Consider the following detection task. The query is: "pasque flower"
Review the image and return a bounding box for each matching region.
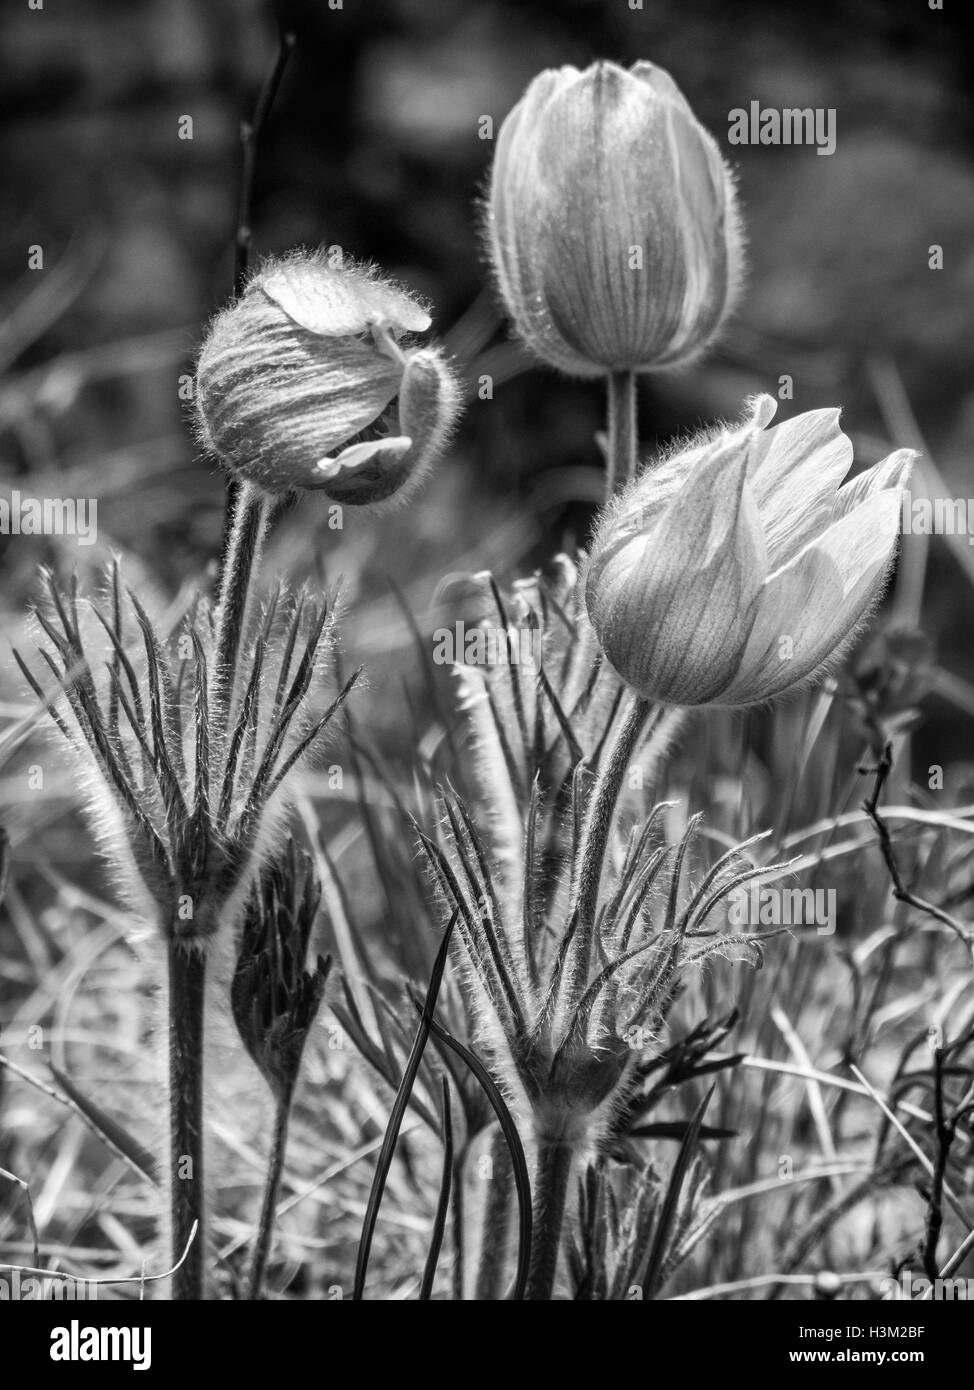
[487,60,742,376]
[585,396,915,707]
[195,251,461,508]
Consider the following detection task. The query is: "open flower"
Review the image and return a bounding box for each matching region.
[585,396,915,707]
[195,251,461,508]
[487,60,742,376]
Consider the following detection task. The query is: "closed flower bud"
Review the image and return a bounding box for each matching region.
[195,251,461,508]
[487,60,742,377]
[585,396,916,707]
[232,843,330,1105]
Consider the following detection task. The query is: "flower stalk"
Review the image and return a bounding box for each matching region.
[450,1143,468,1300]
[606,371,638,497]
[475,1131,515,1300]
[246,1100,291,1300]
[525,1137,575,1300]
[213,483,272,725]
[569,695,655,991]
[167,939,207,1301]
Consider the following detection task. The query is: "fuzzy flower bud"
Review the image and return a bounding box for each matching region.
[585,396,916,707]
[195,252,461,508]
[232,843,330,1105]
[487,60,742,376]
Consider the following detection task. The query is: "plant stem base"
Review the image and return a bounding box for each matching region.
[168,940,207,1300]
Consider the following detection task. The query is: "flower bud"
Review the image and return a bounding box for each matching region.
[232,843,330,1105]
[487,60,742,377]
[585,396,916,707]
[195,251,461,508]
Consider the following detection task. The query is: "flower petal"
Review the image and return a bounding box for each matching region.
[195,291,404,479]
[719,489,902,704]
[259,258,431,337]
[748,409,853,568]
[536,63,727,368]
[591,397,776,579]
[316,436,412,479]
[831,448,916,521]
[489,69,593,373]
[587,441,767,704]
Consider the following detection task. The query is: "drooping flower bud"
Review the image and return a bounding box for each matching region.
[585,396,916,707]
[195,251,461,509]
[487,60,742,377]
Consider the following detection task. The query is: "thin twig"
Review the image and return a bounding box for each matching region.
[0,1166,40,1268]
[235,28,296,296]
[860,741,974,960]
[0,1222,198,1289]
[927,1221,974,1291]
[849,1063,973,1231]
[217,27,296,587]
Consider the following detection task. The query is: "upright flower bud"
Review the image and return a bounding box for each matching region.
[195,251,461,509]
[487,60,742,377]
[232,843,330,1106]
[585,397,916,707]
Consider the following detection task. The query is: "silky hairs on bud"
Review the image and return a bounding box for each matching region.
[194,250,461,509]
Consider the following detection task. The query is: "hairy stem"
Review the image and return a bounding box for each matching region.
[213,483,271,725]
[246,1098,291,1299]
[168,939,207,1300]
[475,1129,515,1300]
[568,696,654,997]
[606,370,638,496]
[525,1137,575,1300]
